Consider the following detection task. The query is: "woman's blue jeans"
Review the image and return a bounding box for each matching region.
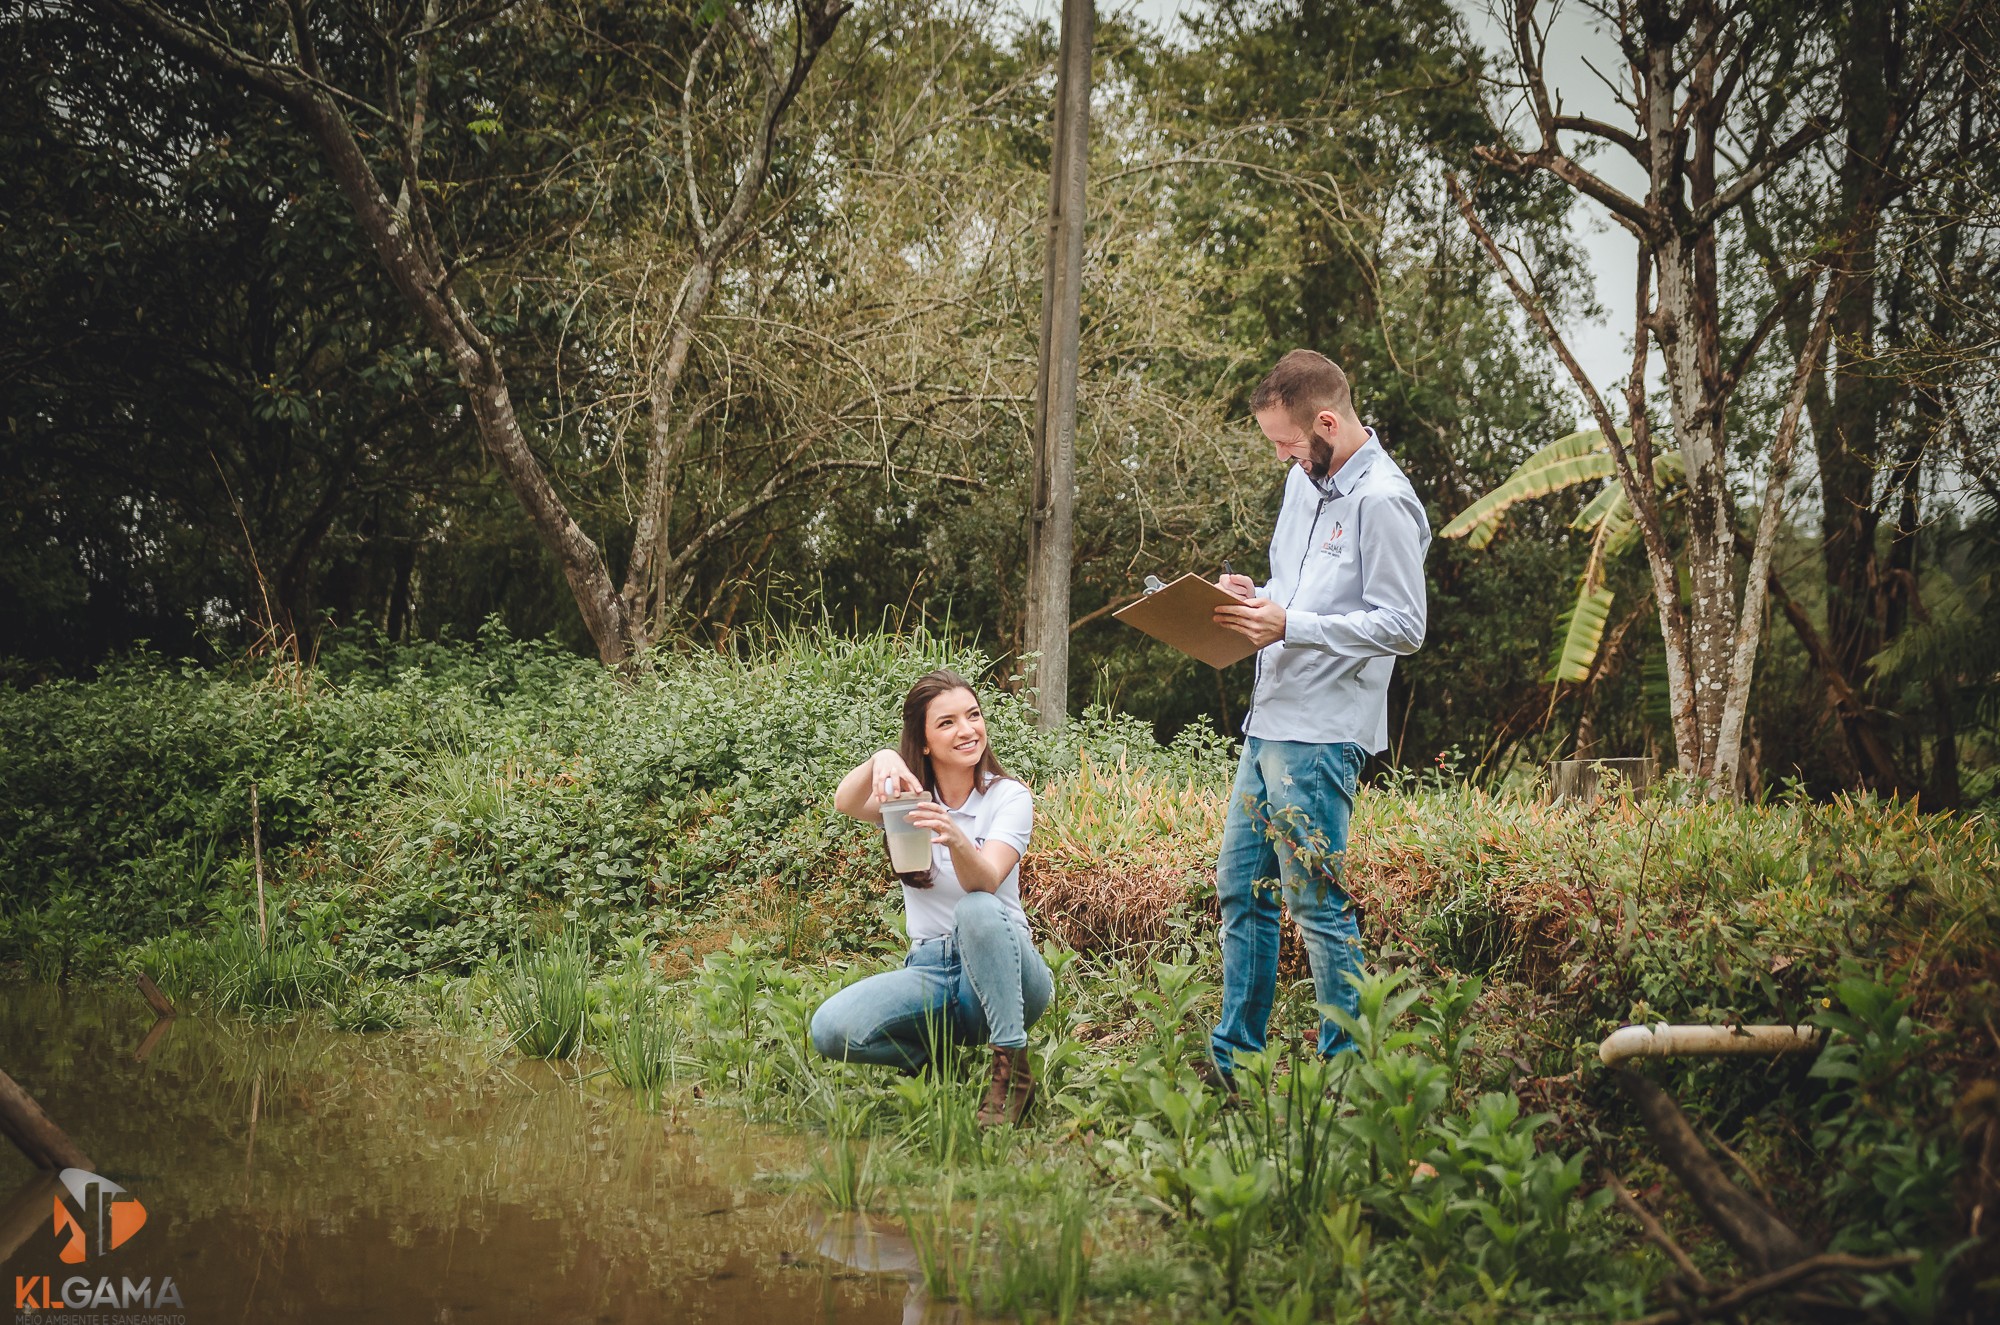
[810,891,1053,1068]
[1211,737,1367,1070]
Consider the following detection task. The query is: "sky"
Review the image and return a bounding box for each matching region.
[1012,0,1649,402]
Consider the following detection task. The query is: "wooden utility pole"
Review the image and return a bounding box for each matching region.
[1023,0,1093,728]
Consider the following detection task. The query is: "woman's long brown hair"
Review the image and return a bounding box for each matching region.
[889,670,1013,888]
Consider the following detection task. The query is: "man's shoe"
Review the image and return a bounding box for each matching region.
[1186,1012,1240,1101]
[976,1045,1036,1128]
[1191,1052,1239,1099]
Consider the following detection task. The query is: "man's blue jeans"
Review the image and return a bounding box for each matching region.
[1211,737,1367,1069]
[810,891,1053,1068]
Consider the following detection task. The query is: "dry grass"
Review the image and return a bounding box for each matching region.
[1022,771,1999,1006]
[1023,754,1223,954]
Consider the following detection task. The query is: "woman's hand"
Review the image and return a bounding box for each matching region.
[834,748,922,822]
[904,801,1018,894]
[905,800,970,850]
[870,750,922,800]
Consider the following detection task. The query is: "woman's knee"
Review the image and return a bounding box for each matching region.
[809,1000,851,1060]
[953,889,1009,941]
[1022,954,1055,1030]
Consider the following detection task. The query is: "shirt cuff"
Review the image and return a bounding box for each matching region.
[1281,609,1307,648]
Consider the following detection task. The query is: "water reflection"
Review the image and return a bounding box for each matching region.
[810,1214,968,1325]
[0,984,915,1322]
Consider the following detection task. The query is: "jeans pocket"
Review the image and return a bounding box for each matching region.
[1323,742,1364,799]
[906,938,952,971]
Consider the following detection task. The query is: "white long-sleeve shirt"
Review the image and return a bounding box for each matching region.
[1244,430,1431,753]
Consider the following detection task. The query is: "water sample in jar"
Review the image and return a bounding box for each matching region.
[879,793,935,874]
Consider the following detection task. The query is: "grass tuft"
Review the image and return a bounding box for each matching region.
[495,926,591,1059]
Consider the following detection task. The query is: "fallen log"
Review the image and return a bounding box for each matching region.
[1599,1022,1824,1276]
[136,973,175,1019]
[0,1068,93,1172]
[1618,1252,1919,1325]
[1614,1068,1813,1275]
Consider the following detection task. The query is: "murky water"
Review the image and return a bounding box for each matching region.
[0,985,942,1323]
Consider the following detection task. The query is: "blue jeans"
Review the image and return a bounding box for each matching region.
[810,891,1053,1068]
[1211,737,1367,1069]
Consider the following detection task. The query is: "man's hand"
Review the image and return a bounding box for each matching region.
[1218,573,1256,599]
[1214,596,1287,646]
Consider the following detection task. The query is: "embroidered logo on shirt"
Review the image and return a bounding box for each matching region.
[1318,521,1347,557]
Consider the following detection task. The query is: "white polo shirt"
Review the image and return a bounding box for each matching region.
[903,775,1034,943]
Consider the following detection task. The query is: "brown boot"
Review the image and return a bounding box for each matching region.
[976,1045,1036,1128]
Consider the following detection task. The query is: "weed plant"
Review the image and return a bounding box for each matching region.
[806,1093,875,1212]
[901,1178,982,1304]
[982,1186,1091,1323]
[603,992,681,1101]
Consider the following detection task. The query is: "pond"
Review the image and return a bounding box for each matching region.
[0,984,947,1323]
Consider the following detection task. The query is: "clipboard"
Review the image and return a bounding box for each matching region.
[1113,573,1262,669]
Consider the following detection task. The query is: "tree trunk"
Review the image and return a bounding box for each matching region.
[1022,0,1093,729]
[1811,0,1917,794]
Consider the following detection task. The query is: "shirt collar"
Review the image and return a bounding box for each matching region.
[1322,428,1382,497]
[942,773,994,815]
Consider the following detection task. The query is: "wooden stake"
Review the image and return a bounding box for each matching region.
[250,780,268,950]
[136,973,175,1019]
[1022,0,1094,729]
[0,1173,60,1266]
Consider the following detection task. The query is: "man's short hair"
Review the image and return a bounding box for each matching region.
[1250,349,1355,429]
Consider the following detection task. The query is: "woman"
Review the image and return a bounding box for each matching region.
[809,669,1052,1127]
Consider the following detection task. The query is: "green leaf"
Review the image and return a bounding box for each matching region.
[1571,480,1626,533]
[1440,430,1628,546]
[1545,585,1615,684]
[1571,450,1687,573]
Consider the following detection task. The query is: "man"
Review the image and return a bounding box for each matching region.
[1205,348,1430,1081]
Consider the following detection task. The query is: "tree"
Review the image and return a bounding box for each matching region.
[1,3,479,661]
[1738,2,2000,799]
[84,0,851,666]
[1453,0,1990,789]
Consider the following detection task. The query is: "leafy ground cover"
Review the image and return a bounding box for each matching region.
[3,627,1995,1321]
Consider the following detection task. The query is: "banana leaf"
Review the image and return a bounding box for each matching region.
[1441,429,1629,548]
[1570,449,1687,561]
[1544,585,1616,684]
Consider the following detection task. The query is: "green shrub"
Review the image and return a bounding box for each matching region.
[1,623,1205,979]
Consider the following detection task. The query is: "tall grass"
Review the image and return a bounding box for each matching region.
[136,918,343,1017]
[902,1179,982,1303]
[495,927,591,1059]
[806,1092,876,1212]
[982,1187,1092,1323]
[604,991,682,1102]
[889,1050,989,1167]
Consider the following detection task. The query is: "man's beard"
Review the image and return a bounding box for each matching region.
[1306,431,1334,480]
